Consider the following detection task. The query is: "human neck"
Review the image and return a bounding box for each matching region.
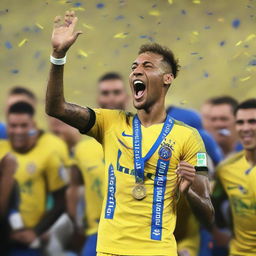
[14,136,38,154]
[137,101,166,127]
[245,148,256,167]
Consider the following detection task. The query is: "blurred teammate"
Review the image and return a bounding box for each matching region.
[66,72,128,256]
[0,102,69,256]
[213,99,256,256]
[203,96,241,157]
[168,106,223,256]
[0,154,17,255]
[0,86,37,139]
[46,11,214,256]
[201,99,214,133]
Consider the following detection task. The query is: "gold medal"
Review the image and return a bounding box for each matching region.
[132,184,146,200]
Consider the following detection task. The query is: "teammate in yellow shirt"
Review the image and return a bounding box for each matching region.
[0,102,69,256]
[46,11,214,256]
[213,99,256,256]
[66,72,128,256]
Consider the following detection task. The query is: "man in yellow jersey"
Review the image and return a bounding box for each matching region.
[45,11,214,256]
[66,72,128,256]
[213,99,256,256]
[0,102,69,256]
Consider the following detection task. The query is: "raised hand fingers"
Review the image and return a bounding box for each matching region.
[54,15,62,28]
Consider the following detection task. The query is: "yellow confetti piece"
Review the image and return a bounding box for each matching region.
[18,39,28,47]
[240,76,251,82]
[35,23,44,30]
[78,49,88,57]
[245,33,256,42]
[114,32,128,39]
[82,23,94,30]
[149,10,161,16]
[71,7,85,11]
[192,31,199,36]
[168,0,173,4]
[235,40,243,46]
[218,18,224,22]
[57,0,67,4]
[180,100,188,105]
[192,0,201,4]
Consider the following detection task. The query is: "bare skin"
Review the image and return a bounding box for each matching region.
[46,11,214,230]
[0,153,17,218]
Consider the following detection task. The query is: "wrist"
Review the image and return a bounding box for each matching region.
[52,50,66,58]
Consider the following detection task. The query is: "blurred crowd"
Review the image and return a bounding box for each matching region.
[0,72,255,256]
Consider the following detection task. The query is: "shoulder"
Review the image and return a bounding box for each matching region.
[38,132,66,148]
[94,108,134,122]
[216,151,245,174]
[173,119,201,140]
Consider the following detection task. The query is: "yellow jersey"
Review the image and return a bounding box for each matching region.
[74,137,105,236]
[0,132,69,228]
[215,151,256,256]
[176,195,200,256]
[85,109,206,256]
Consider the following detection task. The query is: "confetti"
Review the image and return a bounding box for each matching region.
[78,49,88,57]
[35,23,44,30]
[168,0,173,4]
[235,40,242,46]
[82,23,94,30]
[245,33,256,42]
[219,40,226,46]
[240,76,251,82]
[18,39,28,47]
[97,3,105,9]
[5,41,12,49]
[249,60,256,66]
[114,32,128,39]
[148,10,160,16]
[180,100,188,105]
[71,7,85,11]
[192,0,201,4]
[11,69,19,74]
[232,19,240,28]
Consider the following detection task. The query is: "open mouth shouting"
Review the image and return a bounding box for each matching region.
[133,80,146,100]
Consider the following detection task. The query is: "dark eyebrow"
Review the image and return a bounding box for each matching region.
[131,61,154,66]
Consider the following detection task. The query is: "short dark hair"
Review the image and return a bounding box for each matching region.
[98,72,123,83]
[138,43,180,78]
[234,98,256,115]
[209,96,238,113]
[9,86,36,101]
[8,101,35,116]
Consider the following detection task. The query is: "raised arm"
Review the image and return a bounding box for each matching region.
[46,11,91,131]
[177,162,214,230]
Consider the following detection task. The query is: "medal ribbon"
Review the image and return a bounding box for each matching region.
[132,114,174,183]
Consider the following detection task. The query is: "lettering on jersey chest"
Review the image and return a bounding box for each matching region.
[116,133,176,178]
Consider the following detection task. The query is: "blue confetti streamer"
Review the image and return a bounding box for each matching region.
[181,9,186,15]
[11,69,19,74]
[97,3,105,9]
[115,15,124,20]
[73,2,82,7]
[204,72,209,78]
[232,19,240,28]
[5,41,12,49]
[249,59,256,66]
[219,40,226,46]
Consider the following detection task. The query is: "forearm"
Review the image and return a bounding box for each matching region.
[186,188,214,230]
[66,185,80,223]
[34,187,66,236]
[46,63,65,117]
